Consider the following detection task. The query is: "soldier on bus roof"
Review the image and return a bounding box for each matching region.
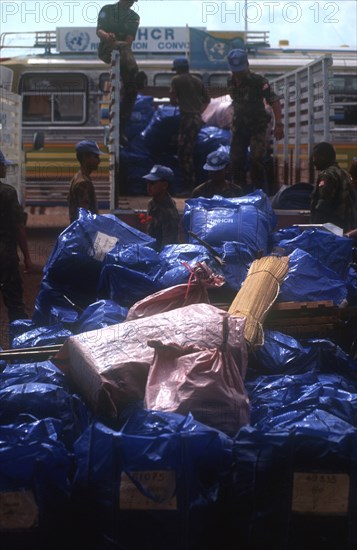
[97,0,140,147]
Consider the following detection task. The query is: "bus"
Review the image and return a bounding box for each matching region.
[1,27,356,208]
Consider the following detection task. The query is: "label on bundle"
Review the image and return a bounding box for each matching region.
[291,472,350,515]
[90,232,118,261]
[0,490,39,529]
[120,470,177,510]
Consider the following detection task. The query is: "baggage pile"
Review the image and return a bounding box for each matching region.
[1,190,357,549]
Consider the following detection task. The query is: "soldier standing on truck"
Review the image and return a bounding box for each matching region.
[310,142,356,232]
[227,48,284,195]
[0,149,33,323]
[97,0,140,146]
[169,57,210,196]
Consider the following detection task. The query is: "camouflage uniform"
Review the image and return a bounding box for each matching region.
[228,72,279,193]
[0,182,27,321]
[310,163,356,231]
[170,73,210,191]
[68,169,98,223]
[97,2,140,125]
[147,194,180,250]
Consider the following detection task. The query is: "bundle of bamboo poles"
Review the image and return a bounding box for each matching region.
[228,255,290,348]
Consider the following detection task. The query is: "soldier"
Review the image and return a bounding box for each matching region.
[0,149,33,322]
[191,149,242,199]
[68,141,105,223]
[169,57,210,195]
[311,141,356,232]
[97,0,140,146]
[143,165,180,250]
[227,48,284,195]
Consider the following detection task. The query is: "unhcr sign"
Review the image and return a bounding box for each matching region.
[56,27,190,54]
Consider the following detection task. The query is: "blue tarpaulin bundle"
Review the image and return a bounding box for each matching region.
[279,249,348,306]
[270,227,353,279]
[141,104,181,154]
[0,418,73,550]
[229,426,357,550]
[44,209,155,289]
[73,409,233,550]
[125,94,155,140]
[76,300,128,333]
[11,323,73,350]
[98,263,163,307]
[186,202,271,254]
[158,243,217,287]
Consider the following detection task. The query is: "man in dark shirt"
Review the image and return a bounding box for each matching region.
[68,141,105,223]
[310,141,355,232]
[227,48,284,194]
[143,165,180,250]
[0,149,33,322]
[170,57,210,195]
[97,0,140,145]
[192,149,242,199]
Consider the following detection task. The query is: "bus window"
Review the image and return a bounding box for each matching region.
[154,73,173,87]
[20,73,87,124]
[153,72,202,88]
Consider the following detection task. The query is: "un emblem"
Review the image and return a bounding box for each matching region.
[65,31,90,52]
[203,37,230,62]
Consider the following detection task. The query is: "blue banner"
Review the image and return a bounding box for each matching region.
[189,28,245,69]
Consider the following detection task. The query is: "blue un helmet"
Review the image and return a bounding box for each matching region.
[227,49,249,72]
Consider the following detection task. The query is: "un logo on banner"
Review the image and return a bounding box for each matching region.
[203,37,231,62]
[65,31,90,52]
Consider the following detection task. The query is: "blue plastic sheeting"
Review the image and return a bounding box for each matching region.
[270,228,353,279]
[186,202,271,253]
[230,426,357,550]
[279,249,348,306]
[0,361,69,390]
[246,371,357,430]
[216,241,255,291]
[98,263,163,307]
[43,209,156,296]
[158,243,217,287]
[11,323,73,350]
[184,190,277,233]
[119,136,155,195]
[77,300,128,333]
[105,242,162,274]
[141,104,181,154]
[271,182,314,209]
[126,94,155,140]
[0,419,73,549]
[0,381,90,449]
[73,410,233,550]
[249,331,357,378]
[32,280,81,326]
[346,265,357,305]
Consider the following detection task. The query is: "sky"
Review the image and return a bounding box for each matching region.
[0,0,357,53]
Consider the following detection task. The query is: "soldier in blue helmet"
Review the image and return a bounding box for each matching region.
[169,57,211,195]
[227,48,284,194]
[143,165,180,249]
[68,141,106,223]
[191,149,243,198]
[0,149,33,323]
